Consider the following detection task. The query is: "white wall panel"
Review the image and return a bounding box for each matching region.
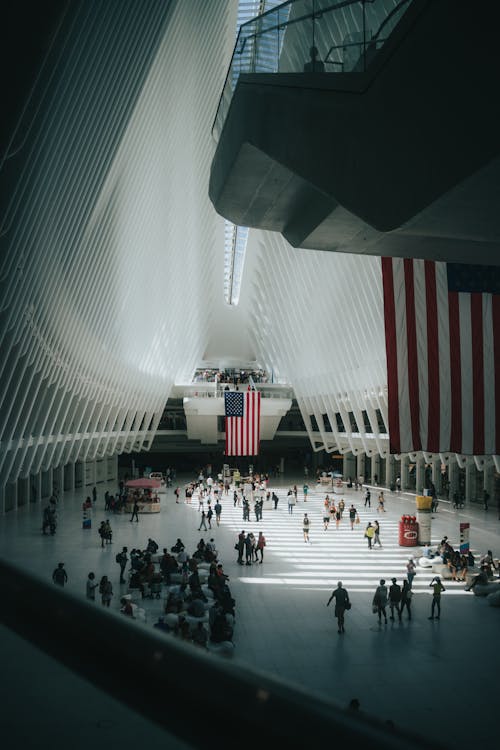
[0,0,235,492]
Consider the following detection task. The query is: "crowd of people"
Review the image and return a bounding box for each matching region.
[50,471,500,653]
[193,367,270,385]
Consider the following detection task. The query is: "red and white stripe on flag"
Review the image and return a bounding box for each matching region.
[382,257,500,455]
[225,391,261,456]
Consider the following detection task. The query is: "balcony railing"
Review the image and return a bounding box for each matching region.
[213,0,413,140]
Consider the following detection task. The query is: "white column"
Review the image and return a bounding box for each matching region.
[431,458,440,494]
[356,453,365,484]
[448,458,458,498]
[343,452,356,482]
[465,460,474,504]
[484,460,494,506]
[401,455,409,491]
[372,454,381,485]
[32,472,42,504]
[386,455,396,487]
[416,455,425,495]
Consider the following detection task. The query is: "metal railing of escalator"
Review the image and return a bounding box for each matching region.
[212,0,413,141]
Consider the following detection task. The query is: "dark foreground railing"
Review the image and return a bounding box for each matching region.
[0,558,442,749]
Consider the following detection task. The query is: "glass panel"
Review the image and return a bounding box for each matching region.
[278,1,314,74]
[213,0,415,140]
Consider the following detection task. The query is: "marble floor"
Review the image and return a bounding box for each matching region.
[1,473,499,749]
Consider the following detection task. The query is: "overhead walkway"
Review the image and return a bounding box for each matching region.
[209,0,500,264]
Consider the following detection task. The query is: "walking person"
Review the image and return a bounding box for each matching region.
[236,531,245,565]
[244,533,253,565]
[430,483,439,513]
[406,557,417,588]
[272,491,279,510]
[103,519,112,544]
[214,500,222,526]
[377,491,386,512]
[99,575,113,607]
[254,500,260,522]
[364,488,371,508]
[42,504,52,535]
[323,501,331,530]
[327,581,350,634]
[116,547,128,584]
[428,576,446,620]
[198,510,208,531]
[373,579,388,624]
[348,504,357,530]
[303,513,311,543]
[287,490,296,514]
[365,522,375,549]
[256,531,266,563]
[483,488,490,511]
[86,571,98,600]
[206,505,213,529]
[98,521,107,548]
[400,579,412,619]
[242,498,250,522]
[373,519,382,547]
[303,483,309,501]
[388,578,402,621]
[174,486,180,503]
[52,562,68,587]
[130,498,140,522]
[335,506,342,529]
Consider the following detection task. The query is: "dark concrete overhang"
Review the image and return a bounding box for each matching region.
[209,0,500,264]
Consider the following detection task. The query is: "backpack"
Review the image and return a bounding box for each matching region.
[116,552,124,564]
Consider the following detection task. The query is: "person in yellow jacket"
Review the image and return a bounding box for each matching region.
[365,522,375,549]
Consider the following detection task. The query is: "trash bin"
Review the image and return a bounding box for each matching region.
[398,515,418,546]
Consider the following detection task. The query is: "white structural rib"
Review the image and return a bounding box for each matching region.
[241,228,391,458]
[0,0,232,493]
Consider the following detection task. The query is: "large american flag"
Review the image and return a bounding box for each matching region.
[224,390,261,456]
[382,258,500,455]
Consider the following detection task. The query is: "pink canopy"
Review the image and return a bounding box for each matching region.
[125,478,161,489]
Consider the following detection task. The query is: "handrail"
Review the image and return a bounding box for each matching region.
[372,0,411,41]
[211,0,414,140]
[0,557,441,750]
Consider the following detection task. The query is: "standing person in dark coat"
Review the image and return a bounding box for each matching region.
[388,578,402,621]
[198,510,208,531]
[327,581,350,634]
[52,562,68,587]
[236,531,245,565]
[117,547,128,584]
[99,575,113,607]
[245,533,253,565]
[372,579,388,624]
[130,498,140,522]
[400,579,412,619]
